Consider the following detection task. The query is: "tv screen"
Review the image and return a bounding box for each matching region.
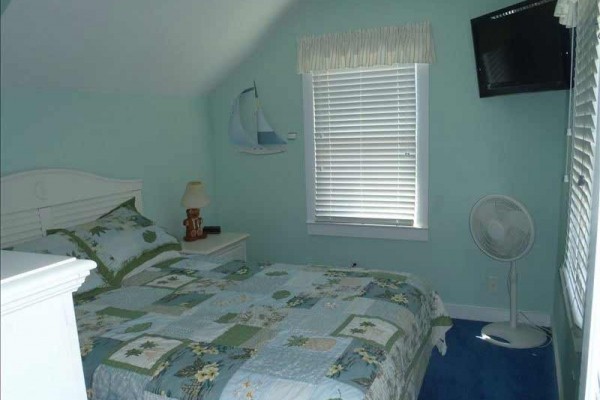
[471,0,571,98]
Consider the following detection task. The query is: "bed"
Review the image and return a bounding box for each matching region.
[0,169,451,400]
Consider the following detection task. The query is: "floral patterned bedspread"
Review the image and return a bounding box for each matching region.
[77,256,452,400]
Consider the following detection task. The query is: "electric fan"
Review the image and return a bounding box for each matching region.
[470,195,546,349]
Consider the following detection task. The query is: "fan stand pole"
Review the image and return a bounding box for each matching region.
[481,260,547,348]
[510,261,517,329]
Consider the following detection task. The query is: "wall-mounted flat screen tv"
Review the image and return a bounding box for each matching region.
[471,0,571,98]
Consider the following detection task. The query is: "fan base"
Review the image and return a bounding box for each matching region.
[481,322,547,349]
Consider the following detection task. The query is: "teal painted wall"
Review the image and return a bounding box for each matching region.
[208,0,569,313]
[1,88,215,236]
[0,0,11,16]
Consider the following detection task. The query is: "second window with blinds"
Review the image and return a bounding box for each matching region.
[303,64,429,241]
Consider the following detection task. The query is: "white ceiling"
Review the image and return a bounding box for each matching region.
[1,0,296,96]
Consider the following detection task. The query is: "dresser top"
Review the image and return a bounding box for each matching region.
[1,250,76,283]
[1,250,96,315]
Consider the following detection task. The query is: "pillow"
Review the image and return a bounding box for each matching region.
[10,230,86,257]
[122,249,181,280]
[10,231,110,297]
[51,198,181,286]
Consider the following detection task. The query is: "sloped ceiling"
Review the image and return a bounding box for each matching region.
[1,0,296,96]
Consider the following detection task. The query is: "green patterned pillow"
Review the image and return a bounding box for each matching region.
[10,231,111,297]
[51,198,181,286]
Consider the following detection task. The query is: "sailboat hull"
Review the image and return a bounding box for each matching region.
[239,145,286,155]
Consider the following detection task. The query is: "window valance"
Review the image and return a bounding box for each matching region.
[297,22,435,74]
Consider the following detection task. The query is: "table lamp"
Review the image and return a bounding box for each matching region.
[181,181,210,241]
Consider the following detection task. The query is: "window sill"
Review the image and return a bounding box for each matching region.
[307,222,428,241]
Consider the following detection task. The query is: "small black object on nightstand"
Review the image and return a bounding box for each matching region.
[204,226,221,234]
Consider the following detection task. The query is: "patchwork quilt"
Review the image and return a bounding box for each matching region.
[77,256,452,400]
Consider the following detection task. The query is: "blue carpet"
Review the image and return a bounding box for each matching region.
[418,319,558,400]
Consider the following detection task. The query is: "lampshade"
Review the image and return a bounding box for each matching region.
[181,181,210,208]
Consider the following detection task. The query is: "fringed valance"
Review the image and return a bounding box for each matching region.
[297,22,435,74]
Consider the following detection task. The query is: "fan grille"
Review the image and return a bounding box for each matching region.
[470,195,534,261]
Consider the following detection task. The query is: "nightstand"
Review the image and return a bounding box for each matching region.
[180,232,249,262]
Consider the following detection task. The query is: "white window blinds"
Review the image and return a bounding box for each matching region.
[310,65,419,226]
[562,0,600,329]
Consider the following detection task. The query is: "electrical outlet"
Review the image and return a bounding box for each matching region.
[487,276,498,293]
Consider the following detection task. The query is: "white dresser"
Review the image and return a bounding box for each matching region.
[1,250,96,400]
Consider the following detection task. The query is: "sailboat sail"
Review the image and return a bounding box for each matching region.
[257,109,286,145]
[228,82,286,154]
[229,87,258,148]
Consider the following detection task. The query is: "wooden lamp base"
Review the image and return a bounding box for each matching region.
[183,208,206,241]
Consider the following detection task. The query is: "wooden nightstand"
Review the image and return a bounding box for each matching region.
[180,232,249,262]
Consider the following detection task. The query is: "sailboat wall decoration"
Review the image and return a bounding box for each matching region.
[228,82,287,155]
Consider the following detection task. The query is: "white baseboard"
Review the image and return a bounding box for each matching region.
[445,303,551,327]
[552,327,565,400]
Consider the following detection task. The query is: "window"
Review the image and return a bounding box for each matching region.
[303,64,429,241]
[561,0,599,330]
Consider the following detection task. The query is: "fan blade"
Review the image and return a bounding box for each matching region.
[471,195,534,261]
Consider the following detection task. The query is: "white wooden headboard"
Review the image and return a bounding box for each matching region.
[1,169,142,248]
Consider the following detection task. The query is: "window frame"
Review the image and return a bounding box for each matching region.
[561,5,600,331]
[302,64,429,241]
